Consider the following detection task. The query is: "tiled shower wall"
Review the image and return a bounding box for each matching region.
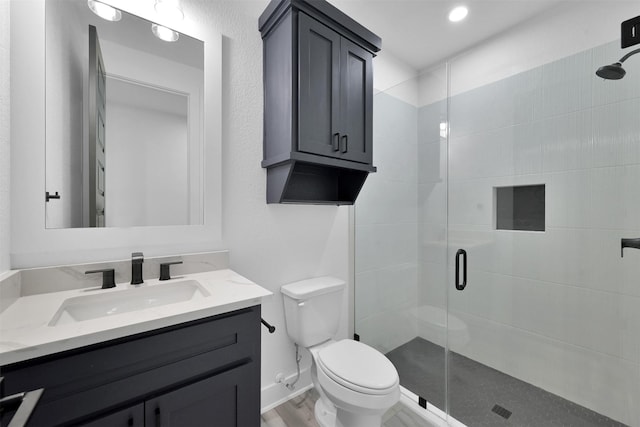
[355,85,420,354]
[357,39,638,425]
[435,40,640,425]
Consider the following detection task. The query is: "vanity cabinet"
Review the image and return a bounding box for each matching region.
[259,0,381,204]
[79,404,143,427]
[0,306,261,427]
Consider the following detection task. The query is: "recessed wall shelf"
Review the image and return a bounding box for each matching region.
[495,184,545,232]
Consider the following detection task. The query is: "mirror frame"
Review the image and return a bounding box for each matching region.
[11,0,223,268]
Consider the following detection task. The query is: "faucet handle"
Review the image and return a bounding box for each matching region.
[85,269,116,289]
[159,261,183,281]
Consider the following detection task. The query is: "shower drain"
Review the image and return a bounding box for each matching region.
[492,404,513,419]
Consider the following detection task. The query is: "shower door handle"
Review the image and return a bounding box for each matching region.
[455,249,467,291]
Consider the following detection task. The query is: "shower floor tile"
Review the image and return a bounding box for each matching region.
[386,337,627,427]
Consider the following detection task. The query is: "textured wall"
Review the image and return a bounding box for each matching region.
[0,0,10,274]
[184,0,352,410]
[8,0,350,410]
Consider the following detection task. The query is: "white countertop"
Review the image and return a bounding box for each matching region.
[0,269,272,365]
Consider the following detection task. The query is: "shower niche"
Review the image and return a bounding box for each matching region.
[259,0,381,204]
[495,184,545,232]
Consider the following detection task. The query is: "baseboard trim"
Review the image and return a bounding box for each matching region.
[260,367,312,414]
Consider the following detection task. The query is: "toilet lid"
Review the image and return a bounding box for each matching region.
[317,339,398,395]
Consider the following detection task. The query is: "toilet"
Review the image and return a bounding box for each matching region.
[281,277,400,427]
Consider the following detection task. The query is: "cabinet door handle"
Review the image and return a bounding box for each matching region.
[155,407,161,427]
[455,249,467,290]
[332,133,340,151]
[340,134,348,153]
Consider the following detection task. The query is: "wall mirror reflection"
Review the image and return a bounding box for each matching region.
[45,0,205,229]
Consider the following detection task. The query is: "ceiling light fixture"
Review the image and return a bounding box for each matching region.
[154,0,184,22]
[151,24,180,42]
[87,0,122,22]
[448,5,468,23]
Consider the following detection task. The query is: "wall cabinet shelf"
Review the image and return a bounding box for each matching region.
[0,306,261,427]
[259,0,381,204]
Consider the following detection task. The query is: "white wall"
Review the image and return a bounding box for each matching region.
[182,1,352,410]
[99,40,205,228]
[0,0,10,274]
[9,0,351,412]
[106,95,189,227]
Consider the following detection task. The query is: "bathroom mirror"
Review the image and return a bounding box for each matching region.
[45,0,205,229]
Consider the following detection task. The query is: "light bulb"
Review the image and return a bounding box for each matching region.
[448,6,468,23]
[87,0,122,22]
[151,24,180,42]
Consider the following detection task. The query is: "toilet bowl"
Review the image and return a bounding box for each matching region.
[281,277,400,427]
[311,339,400,427]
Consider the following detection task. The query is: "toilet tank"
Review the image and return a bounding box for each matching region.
[281,277,345,347]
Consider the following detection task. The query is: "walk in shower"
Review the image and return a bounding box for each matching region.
[354,6,640,426]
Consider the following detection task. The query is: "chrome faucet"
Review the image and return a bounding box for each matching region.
[131,252,144,285]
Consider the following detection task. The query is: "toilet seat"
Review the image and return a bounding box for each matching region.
[317,339,399,395]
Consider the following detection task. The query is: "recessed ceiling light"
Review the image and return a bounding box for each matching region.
[87,0,122,22]
[448,5,468,23]
[151,24,180,42]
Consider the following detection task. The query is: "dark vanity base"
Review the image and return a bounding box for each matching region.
[0,306,261,427]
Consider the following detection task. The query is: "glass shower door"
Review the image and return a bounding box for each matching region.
[445,39,640,427]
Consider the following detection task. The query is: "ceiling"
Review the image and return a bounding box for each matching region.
[327,0,564,71]
[237,0,568,71]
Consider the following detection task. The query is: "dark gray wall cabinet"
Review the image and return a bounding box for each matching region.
[0,306,261,427]
[259,0,381,204]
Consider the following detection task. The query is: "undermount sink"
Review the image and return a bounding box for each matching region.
[49,280,210,326]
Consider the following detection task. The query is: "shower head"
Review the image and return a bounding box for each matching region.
[595,47,640,80]
[596,62,626,80]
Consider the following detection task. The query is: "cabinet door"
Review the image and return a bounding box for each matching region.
[145,364,258,427]
[339,38,373,164]
[78,404,144,427]
[298,13,342,159]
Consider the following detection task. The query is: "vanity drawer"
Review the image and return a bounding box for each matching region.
[0,306,261,426]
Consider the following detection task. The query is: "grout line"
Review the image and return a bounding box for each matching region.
[449,308,639,364]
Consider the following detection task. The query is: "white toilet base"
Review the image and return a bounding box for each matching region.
[335,410,383,427]
[315,398,337,427]
[315,397,384,427]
